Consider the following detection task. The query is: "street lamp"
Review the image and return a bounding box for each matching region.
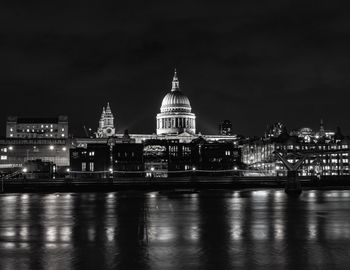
[107,137,116,179]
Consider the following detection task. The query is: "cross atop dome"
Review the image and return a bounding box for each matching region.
[171,68,180,92]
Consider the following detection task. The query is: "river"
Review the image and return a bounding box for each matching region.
[0,189,350,269]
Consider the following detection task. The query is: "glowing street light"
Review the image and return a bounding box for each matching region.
[22,168,28,173]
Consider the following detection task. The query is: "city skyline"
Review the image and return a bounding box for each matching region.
[1,1,350,136]
[0,68,346,138]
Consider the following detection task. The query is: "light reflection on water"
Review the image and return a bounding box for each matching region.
[0,190,350,269]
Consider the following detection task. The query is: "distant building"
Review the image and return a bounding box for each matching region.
[265,122,284,138]
[156,70,196,135]
[69,138,242,177]
[242,127,350,177]
[0,138,70,171]
[6,116,68,139]
[290,119,335,142]
[219,120,232,135]
[96,103,115,138]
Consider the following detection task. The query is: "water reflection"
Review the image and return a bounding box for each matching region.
[0,190,350,269]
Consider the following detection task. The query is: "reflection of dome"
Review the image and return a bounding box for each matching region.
[156,70,196,135]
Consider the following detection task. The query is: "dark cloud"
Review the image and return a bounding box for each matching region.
[1,0,350,136]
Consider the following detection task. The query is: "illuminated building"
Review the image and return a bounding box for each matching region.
[69,138,241,177]
[219,120,232,135]
[96,102,115,138]
[242,125,350,177]
[156,70,196,135]
[265,122,284,138]
[6,116,68,139]
[0,138,70,170]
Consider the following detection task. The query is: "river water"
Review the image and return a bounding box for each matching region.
[0,189,350,270]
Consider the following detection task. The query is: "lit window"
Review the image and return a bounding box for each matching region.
[10,134,13,137]
[62,128,65,131]
[89,152,95,156]
[10,128,13,132]
[61,134,65,137]
[0,155,7,160]
[62,147,67,151]
[49,145,54,150]
[8,146,13,151]
[50,129,53,132]
[89,162,94,171]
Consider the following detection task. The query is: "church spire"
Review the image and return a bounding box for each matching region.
[171,68,180,91]
[106,102,111,113]
[319,118,325,137]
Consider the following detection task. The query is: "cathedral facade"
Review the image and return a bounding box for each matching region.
[156,70,196,135]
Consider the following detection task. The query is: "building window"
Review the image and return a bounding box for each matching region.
[89,162,94,172]
[82,162,86,172]
[89,151,95,156]
[0,155,7,160]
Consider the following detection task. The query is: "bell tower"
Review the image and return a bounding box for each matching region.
[96,102,115,138]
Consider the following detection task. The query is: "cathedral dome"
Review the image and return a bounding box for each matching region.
[156,70,196,135]
[160,70,192,113]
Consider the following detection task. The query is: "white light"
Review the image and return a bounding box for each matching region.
[109,168,113,173]
[234,166,238,170]
[8,146,13,151]
[66,168,70,172]
[192,167,196,171]
[150,167,155,171]
[49,145,54,150]
[22,168,28,173]
[62,147,67,151]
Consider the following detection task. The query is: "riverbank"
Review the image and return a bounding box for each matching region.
[2,176,350,193]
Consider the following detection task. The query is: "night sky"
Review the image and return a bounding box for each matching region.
[1,0,350,137]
